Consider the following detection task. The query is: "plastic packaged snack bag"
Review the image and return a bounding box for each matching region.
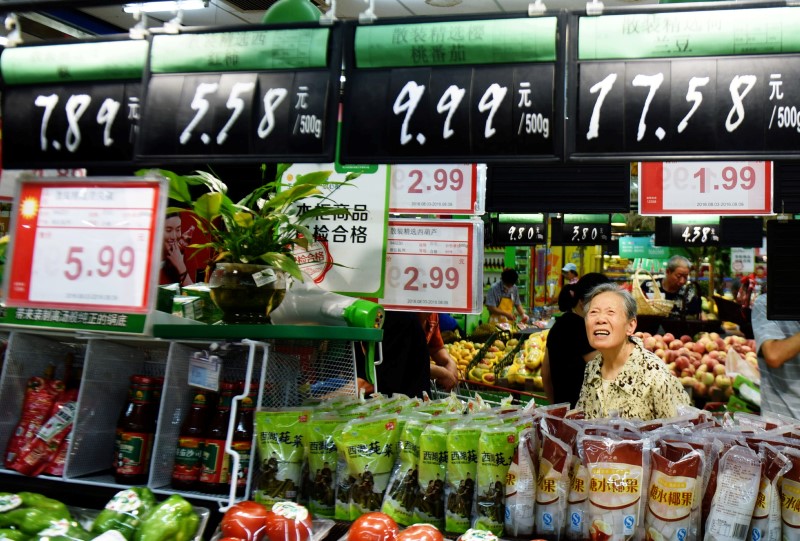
[504,427,536,537]
[779,446,800,541]
[748,443,790,541]
[582,435,651,541]
[472,424,517,535]
[413,424,449,529]
[253,408,311,507]
[381,417,426,526]
[535,431,572,540]
[703,444,762,541]
[305,412,342,518]
[445,422,482,534]
[644,446,704,541]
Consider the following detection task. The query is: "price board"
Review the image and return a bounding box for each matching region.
[491,213,546,246]
[389,164,484,215]
[4,177,165,330]
[137,25,343,164]
[340,17,564,163]
[569,7,800,160]
[639,161,772,215]
[551,214,611,246]
[655,217,721,247]
[1,39,147,169]
[379,219,483,313]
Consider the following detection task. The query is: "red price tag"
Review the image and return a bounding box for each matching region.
[6,180,162,312]
[389,164,481,215]
[379,219,480,313]
[639,161,772,215]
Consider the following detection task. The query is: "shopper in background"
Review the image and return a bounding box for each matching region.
[751,294,800,419]
[562,263,579,285]
[542,273,612,408]
[576,283,690,420]
[646,255,701,318]
[485,268,529,325]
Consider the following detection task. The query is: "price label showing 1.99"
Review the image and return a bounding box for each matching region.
[389,164,479,215]
[379,219,480,313]
[6,180,161,312]
[639,161,772,215]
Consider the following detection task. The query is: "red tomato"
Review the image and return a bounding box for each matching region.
[347,512,399,541]
[221,501,269,541]
[263,502,313,541]
[396,524,443,541]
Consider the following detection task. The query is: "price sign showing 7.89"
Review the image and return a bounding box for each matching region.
[379,220,479,313]
[6,180,161,312]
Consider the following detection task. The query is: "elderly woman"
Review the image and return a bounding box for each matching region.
[576,283,690,420]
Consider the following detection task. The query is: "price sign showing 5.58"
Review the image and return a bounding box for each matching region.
[639,161,772,215]
[6,182,160,312]
[389,164,478,214]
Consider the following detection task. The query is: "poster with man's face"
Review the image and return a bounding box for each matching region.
[159,210,211,286]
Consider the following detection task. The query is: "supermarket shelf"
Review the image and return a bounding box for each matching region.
[152,324,383,342]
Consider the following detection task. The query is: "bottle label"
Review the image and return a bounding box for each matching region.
[114,429,153,476]
[172,436,205,482]
[130,386,154,405]
[105,489,142,513]
[232,440,252,488]
[200,439,228,484]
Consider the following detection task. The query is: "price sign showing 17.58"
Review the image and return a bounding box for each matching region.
[6,181,161,312]
[379,220,477,313]
[389,164,478,214]
[639,161,772,215]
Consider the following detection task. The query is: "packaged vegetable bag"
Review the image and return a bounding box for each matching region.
[778,446,800,541]
[504,427,536,538]
[336,415,401,520]
[749,443,790,541]
[472,424,517,535]
[253,408,310,506]
[644,447,704,541]
[582,435,651,541]
[445,422,482,534]
[414,424,449,529]
[305,412,342,518]
[382,416,426,526]
[704,444,761,541]
[535,431,572,540]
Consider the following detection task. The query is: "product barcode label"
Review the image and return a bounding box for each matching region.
[708,518,749,540]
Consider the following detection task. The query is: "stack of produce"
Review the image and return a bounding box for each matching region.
[464,338,514,386]
[0,489,199,541]
[444,340,483,380]
[505,331,547,390]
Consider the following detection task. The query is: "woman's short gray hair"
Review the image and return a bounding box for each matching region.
[584,282,637,320]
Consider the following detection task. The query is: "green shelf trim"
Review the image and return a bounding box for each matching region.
[152,323,383,341]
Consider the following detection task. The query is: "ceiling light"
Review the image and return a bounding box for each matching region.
[123,1,208,13]
[611,213,627,227]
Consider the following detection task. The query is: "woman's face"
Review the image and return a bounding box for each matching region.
[585,291,637,352]
[164,216,181,247]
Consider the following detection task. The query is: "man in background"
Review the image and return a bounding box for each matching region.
[646,255,701,318]
[562,263,579,285]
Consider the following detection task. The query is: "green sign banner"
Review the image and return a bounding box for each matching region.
[355,17,557,68]
[498,213,545,224]
[1,40,148,84]
[579,7,800,60]
[619,236,670,259]
[150,28,330,73]
[2,308,147,334]
[564,213,609,224]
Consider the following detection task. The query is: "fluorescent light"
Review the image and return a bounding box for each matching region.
[123,1,207,13]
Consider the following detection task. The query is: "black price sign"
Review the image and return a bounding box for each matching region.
[670,220,721,247]
[551,214,611,246]
[137,26,342,164]
[492,214,546,246]
[0,40,147,169]
[340,17,562,163]
[570,8,800,160]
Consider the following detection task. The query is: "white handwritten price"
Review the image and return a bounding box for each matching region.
[660,161,769,213]
[680,226,718,244]
[389,164,475,214]
[507,225,544,242]
[35,93,122,152]
[570,225,606,242]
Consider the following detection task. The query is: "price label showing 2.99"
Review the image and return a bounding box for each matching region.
[379,219,482,313]
[639,161,772,215]
[389,164,481,214]
[6,179,162,312]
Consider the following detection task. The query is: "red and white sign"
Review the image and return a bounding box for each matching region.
[6,179,162,313]
[379,219,482,314]
[389,164,484,215]
[639,161,772,215]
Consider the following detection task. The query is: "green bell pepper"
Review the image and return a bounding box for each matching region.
[0,528,28,541]
[0,493,71,536]
[133,496,199,541]
[91,488,157,541]
[34,519,92,541]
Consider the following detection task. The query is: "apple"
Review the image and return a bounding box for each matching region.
[713,363,727,376]
[644,336,657,351]
[689,351,702,362]
[709,332,721,341]
[663,333,675,344]
[715,374,732,388]
[680,335,692,343]
[680,376,696,388]
[654,348,666,360]
[705,341,718,352]
[693,381,708,397]
[701,372,715,386]
[692,342,706,354]
[675,357,690,371]
[670,340,684,351]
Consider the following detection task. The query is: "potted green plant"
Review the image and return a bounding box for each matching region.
[153,165,354,323]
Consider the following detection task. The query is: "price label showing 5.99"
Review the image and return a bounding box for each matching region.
[389,164,481,215]
[379,219,482,313]
[6,179,162,312]
[639,161,772,215]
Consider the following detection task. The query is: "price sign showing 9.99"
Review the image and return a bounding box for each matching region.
[6,180,161,312]
[379,220,480,313]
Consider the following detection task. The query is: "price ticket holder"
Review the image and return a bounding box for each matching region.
[1,174,174,335]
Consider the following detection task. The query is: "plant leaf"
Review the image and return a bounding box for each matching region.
[232,211,254,228]
[193,192,223,222]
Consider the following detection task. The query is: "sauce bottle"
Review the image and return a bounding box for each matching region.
[171,389,211,490]
[198,381,236,493]
[231,382,257,496]
[114,375,158,485]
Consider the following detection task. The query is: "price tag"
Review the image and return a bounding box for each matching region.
[6,179,162,312]
[639,161,772,215]
[492,214,546,246]
[389,164,481,214]
[379,219,482,313]
[552,215,611,246]
[669,218,721,247]
[188,351,221,391]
